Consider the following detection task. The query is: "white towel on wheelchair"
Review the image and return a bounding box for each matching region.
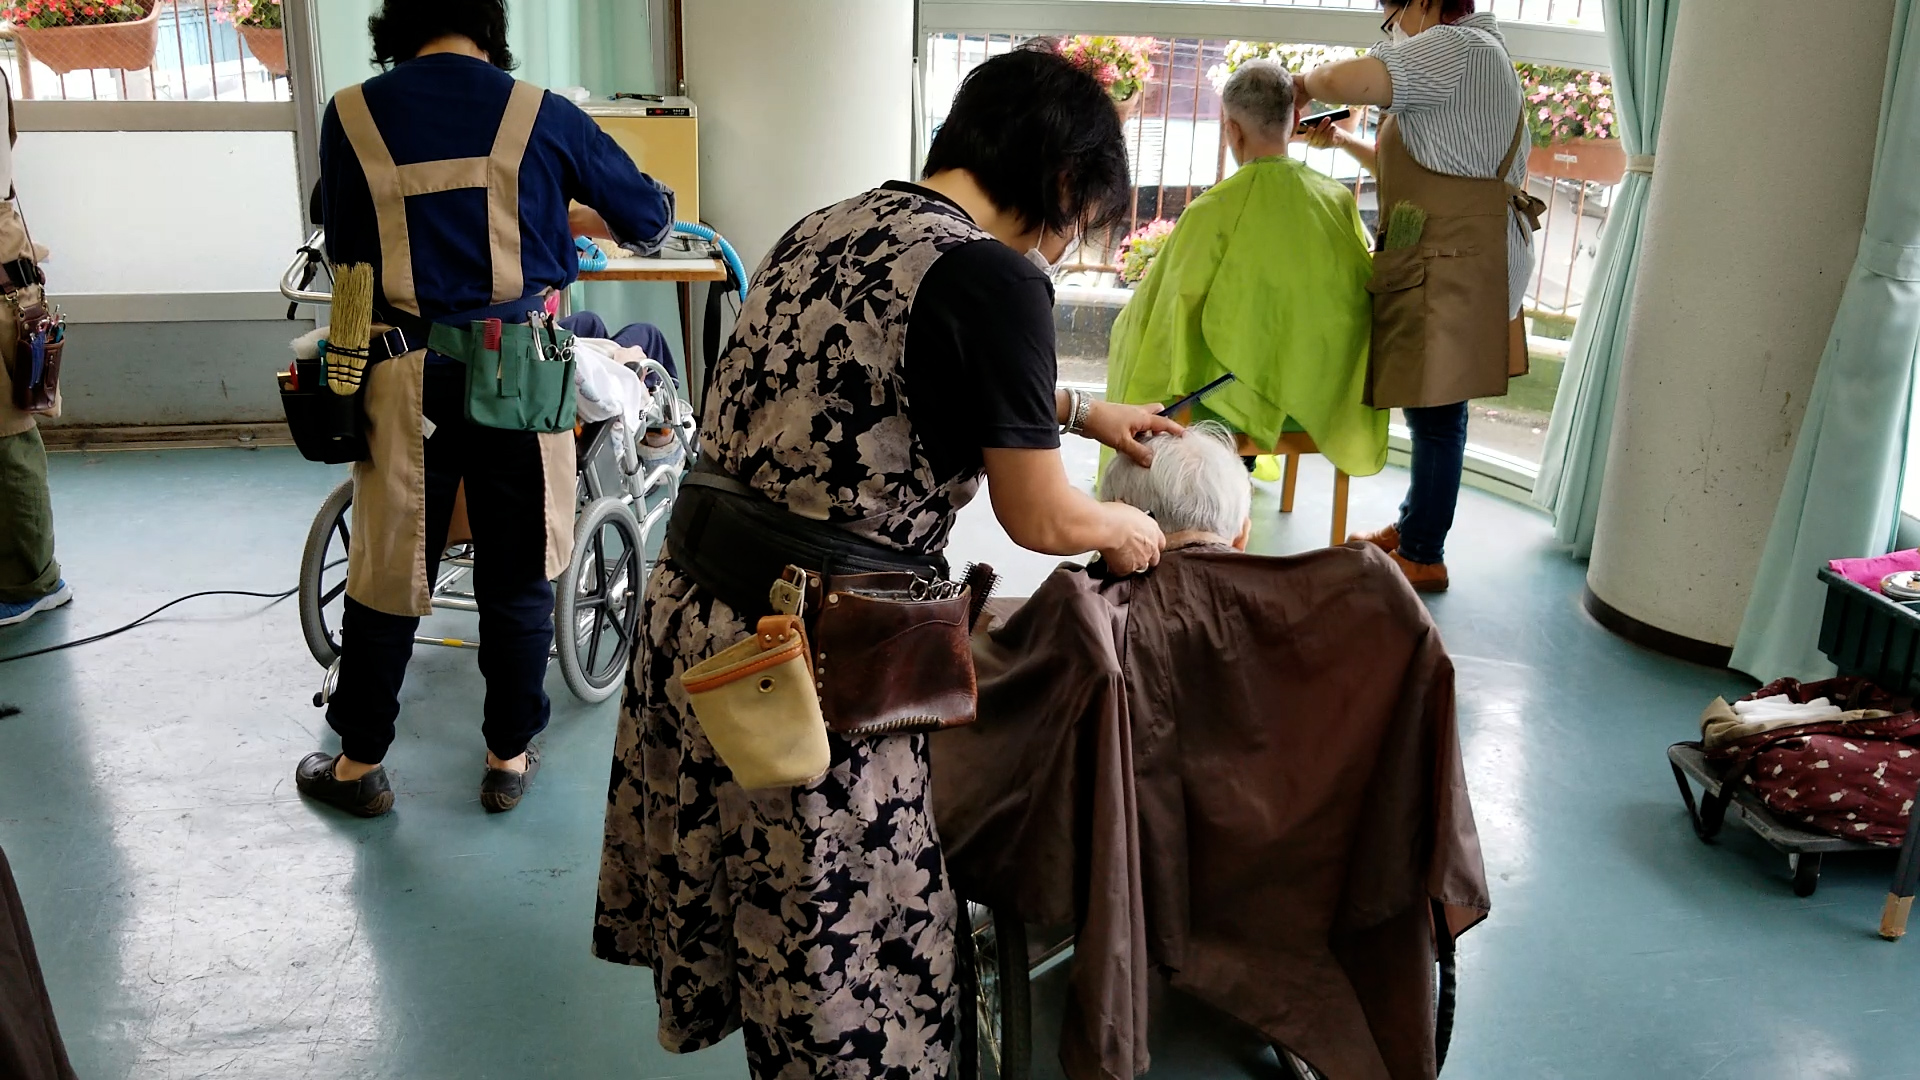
[572,336,655,436]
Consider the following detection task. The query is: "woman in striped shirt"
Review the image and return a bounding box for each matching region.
[1298,0,1534,592]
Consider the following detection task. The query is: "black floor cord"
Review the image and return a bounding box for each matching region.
[0,587,298,665]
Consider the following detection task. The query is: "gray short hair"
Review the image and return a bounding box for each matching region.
[1221,59,1297,139]
[1099,421,1252,539]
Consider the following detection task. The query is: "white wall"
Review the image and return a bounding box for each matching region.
[14,129,304,297]
[683,0,913,272]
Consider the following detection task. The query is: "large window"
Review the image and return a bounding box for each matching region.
[1,1,290,102]
[920,1,1612,473]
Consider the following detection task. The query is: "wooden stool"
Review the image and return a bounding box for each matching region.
[1238,431,1349,549]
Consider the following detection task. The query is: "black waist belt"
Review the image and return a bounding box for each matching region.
[666,458,947,618]
[0,257,42,292]
[368,294,551,363]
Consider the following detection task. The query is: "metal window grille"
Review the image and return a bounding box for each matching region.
[1,1,289,102]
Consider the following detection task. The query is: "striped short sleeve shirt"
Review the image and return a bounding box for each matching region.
[1371,12,1534,316]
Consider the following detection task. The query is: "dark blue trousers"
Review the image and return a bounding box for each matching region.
[558,312,678,383]
[1395,402,1470,565]
[328,362,555,764]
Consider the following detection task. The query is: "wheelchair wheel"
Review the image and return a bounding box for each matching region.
[298,479,354,668]
[556,496,643,703]
[958,902,1031,1080]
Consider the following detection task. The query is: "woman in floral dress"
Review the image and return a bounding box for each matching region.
[595,47,1180,1079]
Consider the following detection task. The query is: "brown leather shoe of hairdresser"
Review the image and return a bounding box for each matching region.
[1348,524,1401,554]
[1389,550,1449,593]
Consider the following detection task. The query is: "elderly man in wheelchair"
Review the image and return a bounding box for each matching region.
[933,424,1489,1080]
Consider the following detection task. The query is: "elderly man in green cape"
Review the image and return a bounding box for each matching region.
[1108,59,1384,480]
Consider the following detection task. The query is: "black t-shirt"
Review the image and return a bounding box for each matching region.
[888,182,1062,482]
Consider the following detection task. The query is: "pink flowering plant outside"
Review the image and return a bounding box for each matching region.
[1060,35,1155,103]
[213,0,281,28]
[1117,219,1176,285]
[0,0,145,29]
[1517,64,1616,146]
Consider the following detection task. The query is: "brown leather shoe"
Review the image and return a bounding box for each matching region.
[1348,524,1401,554]
[1390,551,1450,593]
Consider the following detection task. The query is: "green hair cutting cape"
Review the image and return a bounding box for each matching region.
[1106,156,1385,477]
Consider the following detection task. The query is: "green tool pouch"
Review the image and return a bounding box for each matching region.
[428,317,578,433]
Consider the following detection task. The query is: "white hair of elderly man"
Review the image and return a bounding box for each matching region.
[1099,421,1253,550]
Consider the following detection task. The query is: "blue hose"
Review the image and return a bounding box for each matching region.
[672,221,748,302]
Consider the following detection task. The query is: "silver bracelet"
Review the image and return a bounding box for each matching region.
[1065,388,1094,437]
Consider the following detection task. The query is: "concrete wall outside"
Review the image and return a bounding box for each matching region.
[39,319,312,429]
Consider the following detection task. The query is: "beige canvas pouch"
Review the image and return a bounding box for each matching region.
[679,613,830,789]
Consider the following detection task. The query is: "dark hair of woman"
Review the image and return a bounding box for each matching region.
[922,47,1131,235]
[1382,0,1477,21]
[369,0,516,70]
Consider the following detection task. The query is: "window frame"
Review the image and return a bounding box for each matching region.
[919,2,1610,68]
[916,0,1612,494]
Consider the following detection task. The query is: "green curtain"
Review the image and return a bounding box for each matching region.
[1731,1,1920,680]
[1530,0,1679,557]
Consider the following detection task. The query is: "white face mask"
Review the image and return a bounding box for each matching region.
[1025,246,1061,275]
[1028,232,1080,277]
[1387,24,1413,44]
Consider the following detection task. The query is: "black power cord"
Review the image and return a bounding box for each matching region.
[0,587,299,665]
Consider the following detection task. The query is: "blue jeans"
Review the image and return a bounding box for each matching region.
[1396,402,1469,565]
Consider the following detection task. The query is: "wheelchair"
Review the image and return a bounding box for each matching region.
[280,231,694,706]
[957,893,1457,1079]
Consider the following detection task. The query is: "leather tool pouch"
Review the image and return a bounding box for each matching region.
[812,572,978,736]
[433,319,578,434]
[7,292,59,413]
[680,613,832,790]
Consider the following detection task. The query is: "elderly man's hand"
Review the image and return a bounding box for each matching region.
[1082,401,1184,467]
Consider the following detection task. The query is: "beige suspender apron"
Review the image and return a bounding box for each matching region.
[1364,111,1544,409]
[332,80,577,618]
[0,68,49,439]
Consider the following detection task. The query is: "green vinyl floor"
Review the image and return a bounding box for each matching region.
[1,443,1914,1079]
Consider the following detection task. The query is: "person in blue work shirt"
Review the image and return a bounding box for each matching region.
[294,0,674,818]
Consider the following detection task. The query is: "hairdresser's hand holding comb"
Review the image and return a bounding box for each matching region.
[1082,400,1183,467]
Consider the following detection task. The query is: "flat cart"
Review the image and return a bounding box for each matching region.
[1668,567,1920,937]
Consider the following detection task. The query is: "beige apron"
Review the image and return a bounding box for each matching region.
[0,69,48,440]
[1364,111,1543,409]
[333,80,576,618]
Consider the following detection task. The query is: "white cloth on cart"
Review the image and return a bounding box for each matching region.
[1731,695,1843,722]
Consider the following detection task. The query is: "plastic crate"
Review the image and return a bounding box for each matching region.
[1816,567,1920,693]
